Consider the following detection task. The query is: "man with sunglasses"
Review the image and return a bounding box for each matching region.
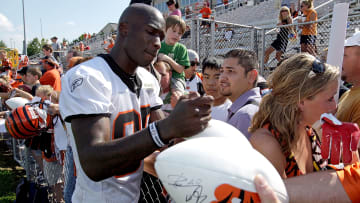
[184,49,204,95]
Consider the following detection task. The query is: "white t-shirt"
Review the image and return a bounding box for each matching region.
[185,74,202,93]
[211,99,232,122]
[59,55,162,203]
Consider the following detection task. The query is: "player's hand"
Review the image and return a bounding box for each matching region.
[254,175,281,203]
[159,92,213,141]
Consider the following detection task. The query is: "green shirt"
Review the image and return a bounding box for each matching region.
[159,42,190,80]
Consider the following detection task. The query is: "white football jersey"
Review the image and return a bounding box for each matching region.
[60,55,162,203]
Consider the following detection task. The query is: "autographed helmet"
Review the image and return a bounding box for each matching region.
[5,101,53,139]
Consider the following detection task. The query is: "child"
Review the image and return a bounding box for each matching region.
[36,85,65,203]
[158,15,190,94]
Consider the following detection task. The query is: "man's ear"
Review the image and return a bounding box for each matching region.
[119,22,129,37]
[247,69,258,84]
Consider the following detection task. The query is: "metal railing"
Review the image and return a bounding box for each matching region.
[180,14,360,77]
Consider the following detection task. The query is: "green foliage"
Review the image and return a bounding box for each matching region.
[40,38,48,47]
[0,169,17,202]
[27,37,41,56]
[0,40,7,48]
[27,38,48,56]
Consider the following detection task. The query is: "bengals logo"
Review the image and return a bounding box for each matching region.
[211,184,260,203]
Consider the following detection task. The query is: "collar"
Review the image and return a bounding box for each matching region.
[99,54,142,98]
[228,87,261,114]
[186,74,195,82]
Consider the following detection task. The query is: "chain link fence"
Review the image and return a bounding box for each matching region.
[181,14,360,77]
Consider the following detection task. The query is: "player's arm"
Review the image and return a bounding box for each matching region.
[158,53,185,74]
[71,93,213,182]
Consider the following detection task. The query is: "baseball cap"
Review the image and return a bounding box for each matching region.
[344,31,360,47]
[17,66,28,75]
[188,49,199,62]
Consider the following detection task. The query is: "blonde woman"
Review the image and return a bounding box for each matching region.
[249,53,339,178]
[298,0,318,56]
[264,6,294,65]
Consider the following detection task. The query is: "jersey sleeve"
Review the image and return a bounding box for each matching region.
[336,162,360,202]
[59,66,112,122]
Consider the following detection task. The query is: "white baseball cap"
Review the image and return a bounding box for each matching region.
[187,49,199,62]
[344,31,360,47]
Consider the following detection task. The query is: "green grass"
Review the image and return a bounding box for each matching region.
[0,138,25,203]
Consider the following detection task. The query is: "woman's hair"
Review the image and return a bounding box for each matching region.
[301,0,313,9]
[249,53,339,153]
[278,6,291,22]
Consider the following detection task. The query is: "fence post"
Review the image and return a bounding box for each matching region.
[250,27,256,53]
[211,20,216,57]
[191,19,196,50]
[196,19,200,57]
[25,147,31,181]
[260,28,265,76]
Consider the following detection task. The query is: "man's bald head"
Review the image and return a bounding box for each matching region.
[119,4,164,26]
[111,3,165,73]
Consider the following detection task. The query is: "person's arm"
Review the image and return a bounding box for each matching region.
[285,170,351,203]
[250,128,287,178]
[71,93,213,181]
[158,53,185,74]
[254,170,351,203]
[13,88,33,100]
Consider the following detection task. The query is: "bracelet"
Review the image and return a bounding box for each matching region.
[149,122,166,148]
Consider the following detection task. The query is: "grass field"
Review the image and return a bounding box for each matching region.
[0,138,25,203]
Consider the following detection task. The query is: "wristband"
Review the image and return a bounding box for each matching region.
[149,122,166,148]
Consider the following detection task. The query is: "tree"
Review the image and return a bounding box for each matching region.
[40,38,48,47]
[27,38,41,56]
[0,40,7,48]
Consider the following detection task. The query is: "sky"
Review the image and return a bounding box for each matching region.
[0,0,131,53]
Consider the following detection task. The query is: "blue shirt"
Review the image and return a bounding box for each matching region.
[227,87,261,139]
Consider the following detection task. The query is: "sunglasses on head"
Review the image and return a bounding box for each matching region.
[312,59,326,74]
[191,61,199,66]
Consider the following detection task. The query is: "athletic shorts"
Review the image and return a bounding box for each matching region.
[300,35,317,45]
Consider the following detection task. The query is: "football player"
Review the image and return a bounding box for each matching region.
[59,4,213,202]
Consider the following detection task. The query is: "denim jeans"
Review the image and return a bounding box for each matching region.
[64,146,76,203]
